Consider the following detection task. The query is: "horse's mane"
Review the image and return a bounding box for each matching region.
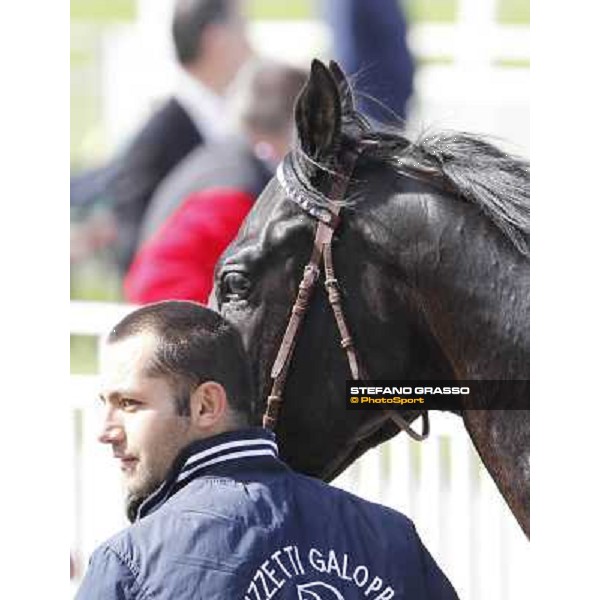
[292,116,530,257]
[364,128,530,256]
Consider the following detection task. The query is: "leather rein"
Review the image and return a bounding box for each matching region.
[262,147,429,443]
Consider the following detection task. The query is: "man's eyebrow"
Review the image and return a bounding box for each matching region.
[97,392,120,404]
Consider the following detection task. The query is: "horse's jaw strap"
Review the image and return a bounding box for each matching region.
[386,410,430,441]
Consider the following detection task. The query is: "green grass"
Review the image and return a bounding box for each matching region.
[71,335,99,374]
[70,0,528,26]
[248,0,315,20]
[70,48,95,68]
[493,58,530,68]
[71,0,136,22]
[404,0,458,23]
[70,262,123,302]
[248,0,462,23]
[71,89,102,164]
[497,0,530,24]
[416,56,455,67]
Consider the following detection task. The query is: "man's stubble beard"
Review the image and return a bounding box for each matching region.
[124,461,166,523]
[123,414,194,522]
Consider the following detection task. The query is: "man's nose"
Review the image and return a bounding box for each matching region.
[98,411,125,445]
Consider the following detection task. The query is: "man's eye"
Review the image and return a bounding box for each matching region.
[120,398,140,410]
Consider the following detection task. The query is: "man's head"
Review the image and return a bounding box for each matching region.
[97,301,253,520]
[172,0,251,93]
[237,62,308,165]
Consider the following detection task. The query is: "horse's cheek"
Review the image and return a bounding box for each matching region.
[221,302,254,342]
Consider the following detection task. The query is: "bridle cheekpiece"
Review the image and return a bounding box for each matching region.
[263,145,429,443]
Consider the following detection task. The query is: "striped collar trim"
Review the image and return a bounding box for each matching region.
[178,437,278,484]
[136,428,278,521]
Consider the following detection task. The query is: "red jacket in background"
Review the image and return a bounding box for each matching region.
[124,188,253,304]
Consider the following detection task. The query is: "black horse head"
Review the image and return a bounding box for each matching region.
[213,60,529,489]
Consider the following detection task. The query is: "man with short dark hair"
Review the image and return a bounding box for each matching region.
[76,301,459,599]
[109,0,251,273]
[97,301,254,523]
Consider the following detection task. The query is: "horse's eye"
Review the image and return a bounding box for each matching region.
[221,271,251,301]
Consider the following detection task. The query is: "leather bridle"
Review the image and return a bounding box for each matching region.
[262,147,429,443]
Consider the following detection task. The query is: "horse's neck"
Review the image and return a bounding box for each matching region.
[396,194,530,380]
[389,193,530,535]
[420,261,528,379]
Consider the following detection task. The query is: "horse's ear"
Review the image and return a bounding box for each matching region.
[328,60,355,113]
[294,59,341,160]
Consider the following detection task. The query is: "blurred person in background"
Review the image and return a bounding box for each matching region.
[76,301,459,599]
[123,61,307,305]
[108,0,252,274]
[70,163,120,265]
[324,0,414,125]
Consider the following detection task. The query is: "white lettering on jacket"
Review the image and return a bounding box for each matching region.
[244,545,395,599]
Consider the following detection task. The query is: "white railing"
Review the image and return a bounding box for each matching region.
[71,302,529,598]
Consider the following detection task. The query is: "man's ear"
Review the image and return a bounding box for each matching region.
[294,59,342,161]
[190,381,228,430]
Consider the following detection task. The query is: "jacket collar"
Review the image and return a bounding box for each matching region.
[174,69,232,142]
[136,428,279,521]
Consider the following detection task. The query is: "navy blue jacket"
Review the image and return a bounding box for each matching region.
[77,429,458,599]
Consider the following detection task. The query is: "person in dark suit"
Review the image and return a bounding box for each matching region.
[323,0,415,125]
[110,0,251,273]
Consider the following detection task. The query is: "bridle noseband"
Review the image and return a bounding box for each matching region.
[262,146,429,443]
